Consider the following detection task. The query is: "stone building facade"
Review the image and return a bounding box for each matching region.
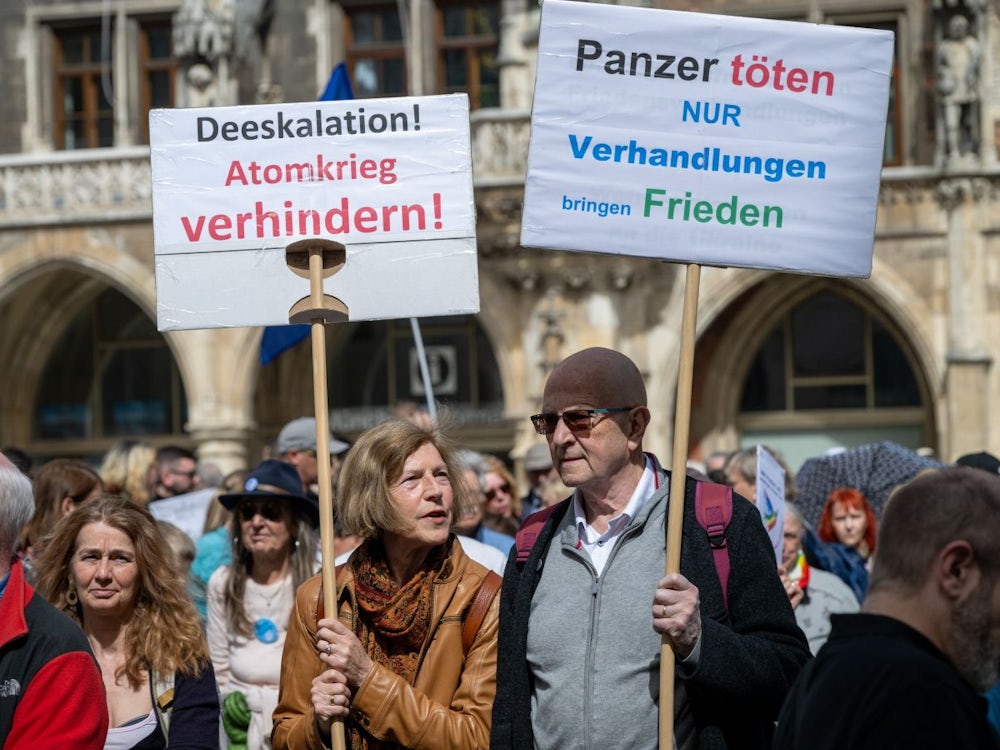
[0,0,996,477]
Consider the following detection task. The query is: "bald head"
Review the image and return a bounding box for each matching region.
[543,348,647,413]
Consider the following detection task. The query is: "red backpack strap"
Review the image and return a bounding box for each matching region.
[695,482,733,610]
[515,504,561,564]
[462,571,502,656]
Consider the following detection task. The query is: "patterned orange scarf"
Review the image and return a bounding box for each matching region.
[347,539,448,749]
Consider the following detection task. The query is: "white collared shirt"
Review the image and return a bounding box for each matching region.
[573,456,656,576]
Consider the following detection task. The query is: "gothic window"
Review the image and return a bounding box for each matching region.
[864,20,901,166]
[343,2,500,109]
[345,5,407,99]
[35,289,187,441]
[54,24,114,150]
[734,290,931,466]
[817,13,901,165]
[740,292,921,413]
[138,17,177,144]
[51,16,176,150]
[437,2,500,109]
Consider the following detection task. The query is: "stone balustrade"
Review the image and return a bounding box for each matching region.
[0,110,533,228]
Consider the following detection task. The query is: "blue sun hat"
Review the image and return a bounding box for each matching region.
[217,459,319,526]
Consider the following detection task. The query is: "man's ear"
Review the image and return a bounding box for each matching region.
[937,540,979,601]
[626,406,651,449]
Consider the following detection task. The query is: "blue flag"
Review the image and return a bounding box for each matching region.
[319,61,355,101]
[259,63,355,366]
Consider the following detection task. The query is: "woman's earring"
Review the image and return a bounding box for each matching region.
[66,587,78,606]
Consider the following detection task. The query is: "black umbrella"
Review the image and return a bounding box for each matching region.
[795,441,943,527]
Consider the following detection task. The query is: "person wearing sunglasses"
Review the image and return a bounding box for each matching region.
[207,460,319,750]
[481,455,521,537]
[273,419,499,750]
[490,347,810,750]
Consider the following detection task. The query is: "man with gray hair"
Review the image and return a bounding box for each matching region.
[0,454,107,747]
[775,467,1000,748]
[780,503,859,655]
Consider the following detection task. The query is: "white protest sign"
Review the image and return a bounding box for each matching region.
[150,94,478,331]
[756,445,786,564]
[147,488,216,544]
[522,0,894,277]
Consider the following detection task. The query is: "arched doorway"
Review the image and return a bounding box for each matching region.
[696,281,936,471]
[25,283,189,463]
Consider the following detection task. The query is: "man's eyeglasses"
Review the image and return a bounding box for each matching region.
[530,407,633,436]
[169,467,198,479]
[237,500,285,523]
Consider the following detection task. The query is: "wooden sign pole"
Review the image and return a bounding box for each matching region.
[286,239,349,750]
[659,262,702,749]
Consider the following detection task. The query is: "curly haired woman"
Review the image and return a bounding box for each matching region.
[37,494,219,749]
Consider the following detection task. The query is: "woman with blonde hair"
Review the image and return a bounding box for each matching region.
[37,495,219,748]
[481,454,521,536]
[99,440,157,506]
[273,419,500,749]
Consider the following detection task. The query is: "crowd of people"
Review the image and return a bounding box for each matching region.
[2,346,1000,749]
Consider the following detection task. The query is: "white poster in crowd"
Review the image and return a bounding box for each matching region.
[756,445,786,564]
[150,94,478,331]
[147,488,216,544]
[522,0,894,277]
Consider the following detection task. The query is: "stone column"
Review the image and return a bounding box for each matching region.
[189,424,254,476]
[168,327,260,475]
[938,177,993,459]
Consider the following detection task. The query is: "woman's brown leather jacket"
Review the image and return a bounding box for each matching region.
[272,538,499,749]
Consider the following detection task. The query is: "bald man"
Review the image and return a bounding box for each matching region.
[490,348,810,750]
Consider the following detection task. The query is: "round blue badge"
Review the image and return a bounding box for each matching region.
[255,618,279,644]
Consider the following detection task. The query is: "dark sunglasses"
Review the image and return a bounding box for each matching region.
[484,484,511,501]
[530,407,633,436]
[237,500,285,522]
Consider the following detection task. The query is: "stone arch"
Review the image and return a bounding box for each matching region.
[0,235,261,463]
[0,238,159,446]
[693,258,939,459]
